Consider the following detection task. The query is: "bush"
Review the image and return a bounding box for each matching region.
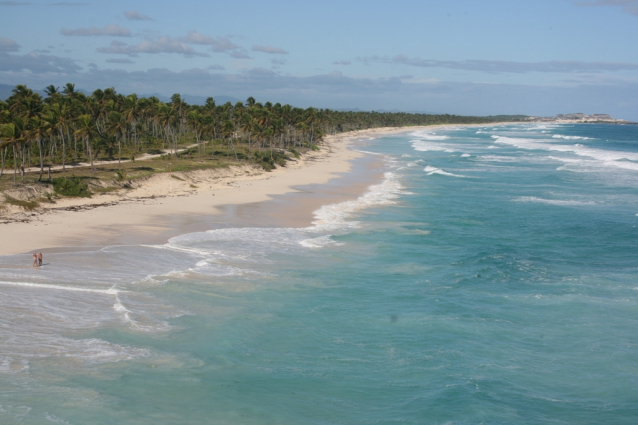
[253,151,291,172]
[289,148,300,159]
[115,169,127,181]
[51,176,92,197]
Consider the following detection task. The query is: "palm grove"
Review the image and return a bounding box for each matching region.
[0,83,517,186]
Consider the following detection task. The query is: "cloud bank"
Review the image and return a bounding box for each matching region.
[361,54,638,74]
[61,24,131,37]
[97,38,209,57]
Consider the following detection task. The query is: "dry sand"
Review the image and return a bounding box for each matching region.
[0,124,496,256]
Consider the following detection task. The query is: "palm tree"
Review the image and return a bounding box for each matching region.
[107,111,127,169]
[0,119,24,185]
[74,114,96,172]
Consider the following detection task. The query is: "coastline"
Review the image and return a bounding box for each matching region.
[0,124,503,256]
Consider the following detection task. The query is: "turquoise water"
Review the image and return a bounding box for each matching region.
[1,123,638,424]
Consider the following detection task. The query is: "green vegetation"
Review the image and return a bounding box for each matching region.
[3,195,39,211]
[0,82,526,197]
[253,150,291,171]
[51,176,92,197]
[114,169,127,181]
[92,186,120,194]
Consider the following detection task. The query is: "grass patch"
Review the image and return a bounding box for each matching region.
[171,174,185,181]
[4,195,39,211]
[289,148,300,159]
[190,184,198,188]
[52,176,92,198]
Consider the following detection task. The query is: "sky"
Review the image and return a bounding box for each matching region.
[1,0,638,119]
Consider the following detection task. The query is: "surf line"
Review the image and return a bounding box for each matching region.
[0,280,121,295]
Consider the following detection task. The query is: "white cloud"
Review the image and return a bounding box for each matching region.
[61,24,131,37]
[211,38,241,53]
[124,10,153,21]
[106,58,135,64]
[180,30,216,45]
[333,60,351,65]
[0,37,20,52]
[252,45,288,54]
[97,38,209,57]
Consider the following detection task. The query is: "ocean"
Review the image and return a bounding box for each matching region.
[1,123,638,424]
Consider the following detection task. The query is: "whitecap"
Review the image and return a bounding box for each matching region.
[423,166,467,178]
[552,134,591,140]
[299,235,344,249]
[513,196,596,206]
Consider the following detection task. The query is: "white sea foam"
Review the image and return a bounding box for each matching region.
[310,171,404,232]
[513,196,596,206]
[552,134,591,140]
[299,235,344,249]
[0,280,119,295]
[353,149,382,155]
[410,130,450,140]
[423,166,467,178]
[492,135,638,172]
[410,140,452,152]
[461,154,471,158]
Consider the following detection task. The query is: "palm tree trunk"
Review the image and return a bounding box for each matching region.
[0,147,6,179]
[13,144,17,186]
[38,137,44,182]
[60,129,66,171]
[86,135,95,172]
[230,137,238,160]
[19,145,25,184]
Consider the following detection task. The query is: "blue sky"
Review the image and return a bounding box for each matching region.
[1,0,638,119]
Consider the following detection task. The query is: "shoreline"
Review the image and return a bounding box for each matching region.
[0,124,507,256]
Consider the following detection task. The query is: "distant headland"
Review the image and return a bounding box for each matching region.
[524,113,635,124]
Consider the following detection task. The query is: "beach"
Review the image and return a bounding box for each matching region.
[0,126,436,256]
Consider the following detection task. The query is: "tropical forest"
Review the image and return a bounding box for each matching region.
[0,83,523,201]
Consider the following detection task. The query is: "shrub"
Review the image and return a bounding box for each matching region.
[51,176,92,197]
[115,169,127,181]
[253,151,291,171]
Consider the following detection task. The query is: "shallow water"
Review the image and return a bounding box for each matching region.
[1,123,638,424]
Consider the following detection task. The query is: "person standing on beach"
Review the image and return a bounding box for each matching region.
[38,252,43,266]
[32,252,38,267]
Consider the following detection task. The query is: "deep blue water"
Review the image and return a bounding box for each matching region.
[1,123,638,424]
